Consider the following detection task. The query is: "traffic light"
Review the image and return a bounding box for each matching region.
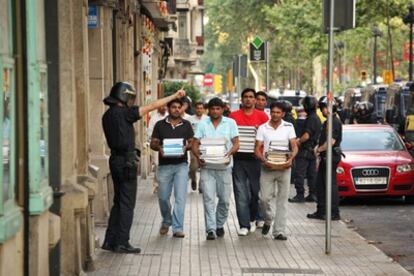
[361,70,368,80]
[214,74,223,94]
[382,70,393,84]
[227,69,234,92]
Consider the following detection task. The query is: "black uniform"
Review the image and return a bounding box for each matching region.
[315,115,342,217]
[293,111,321,199]
[102,105,141,247]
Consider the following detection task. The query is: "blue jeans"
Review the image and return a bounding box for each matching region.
[200,168,232,233]
[232,159,261,229]
[157,163,189,233]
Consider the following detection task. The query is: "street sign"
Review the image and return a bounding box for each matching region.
[249,37,266,62]
[203,74,214,87]
[214,75,223,94]
[88,5,99,29]
[323,0,355,33]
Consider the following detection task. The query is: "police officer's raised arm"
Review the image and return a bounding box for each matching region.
[139,89,186,117]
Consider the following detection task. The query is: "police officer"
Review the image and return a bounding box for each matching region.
[307,96,342,220]
[101,82,185,253]
[354,101,377,124]
[289,96,321,203]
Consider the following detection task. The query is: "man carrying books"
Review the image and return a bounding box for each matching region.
[255,101,298,240]
[192,98,239,240]
[150,98,194,238]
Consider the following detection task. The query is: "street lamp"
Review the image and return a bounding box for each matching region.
[403,4,414,81]
[372,25,382,84]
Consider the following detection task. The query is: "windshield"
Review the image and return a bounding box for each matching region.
[342,130,405,151]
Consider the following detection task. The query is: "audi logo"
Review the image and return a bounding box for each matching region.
[361,169,380,176]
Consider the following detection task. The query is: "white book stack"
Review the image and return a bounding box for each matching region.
[238,126,256,153]
[163,138,184,157]
[200,137,230,169]
[266,141,290,165]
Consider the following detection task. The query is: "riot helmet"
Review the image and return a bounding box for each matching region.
[318,96,337,113]
[355,101,374,118]
[104,82,136,106]
[277,100,293,113]
[302,96,318,113]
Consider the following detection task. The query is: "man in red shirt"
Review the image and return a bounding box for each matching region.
[230,88,269,236]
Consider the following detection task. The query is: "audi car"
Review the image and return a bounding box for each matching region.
[336,124,414,202]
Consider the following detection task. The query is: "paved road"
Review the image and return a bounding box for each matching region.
[340,197,414,274]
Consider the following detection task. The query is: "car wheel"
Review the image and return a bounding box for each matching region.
[405,195,414,204]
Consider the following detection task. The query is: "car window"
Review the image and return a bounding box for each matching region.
[342,130,404,151]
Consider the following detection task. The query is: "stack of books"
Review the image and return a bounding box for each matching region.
[238,126,256,153]
[266,141,290,165]
[163,138,184,157]
[200,137,230,169]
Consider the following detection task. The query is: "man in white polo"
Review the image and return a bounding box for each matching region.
[254,101,298,240]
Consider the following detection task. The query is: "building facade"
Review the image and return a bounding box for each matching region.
[0,0,202,275]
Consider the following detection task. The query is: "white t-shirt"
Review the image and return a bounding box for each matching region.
[188,114,208,131]
[256,120,296,153]
[147,111,168,139]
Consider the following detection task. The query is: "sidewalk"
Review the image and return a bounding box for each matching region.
[89,177,411,276]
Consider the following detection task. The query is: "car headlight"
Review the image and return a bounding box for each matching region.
[396,163,414,173]
[336,167,344,174]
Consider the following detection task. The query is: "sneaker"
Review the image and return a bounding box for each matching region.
[274,234,288,240]
[305,194,317,202]
[288,195,305,203]
[173,231,185,238]
[159,225,170,235]
[262,224,271,235]
[238,227,249,236]
[216,227,225,237]
[207,231,216,240]
[250,221,257,233]
[306,212,325,220]
[256,220,265,228]
[191,180,197,191]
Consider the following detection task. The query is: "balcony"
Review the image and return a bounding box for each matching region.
[173,38,197,62]
[176,0,190,11]
[141,1,176,32]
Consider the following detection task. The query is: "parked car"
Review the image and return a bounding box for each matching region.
[337,124,414,203]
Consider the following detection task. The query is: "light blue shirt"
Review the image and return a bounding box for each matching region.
[194,116,239,167]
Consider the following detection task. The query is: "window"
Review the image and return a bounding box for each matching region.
[342,130,405,152]
[178,12,187,39]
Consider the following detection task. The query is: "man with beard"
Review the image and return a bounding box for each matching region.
[150,98,194,238]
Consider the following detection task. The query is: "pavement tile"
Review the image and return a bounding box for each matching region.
[89,178,412,276]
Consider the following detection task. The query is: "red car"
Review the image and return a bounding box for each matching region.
[337,124,414,203]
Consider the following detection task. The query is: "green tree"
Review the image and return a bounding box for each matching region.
[162,81,201,104]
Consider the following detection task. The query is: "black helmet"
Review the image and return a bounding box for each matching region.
[277,100,293,113]
[104,82,136,106]
[302,96,318,113]
[318,96,337,113]
[355,101,374,118]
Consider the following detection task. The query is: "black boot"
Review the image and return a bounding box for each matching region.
[114,243,141,254]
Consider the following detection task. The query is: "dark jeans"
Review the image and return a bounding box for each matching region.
[316,156,341,216]
[104,155,138,246]
[232,159,261,229]
[293,154,317,197]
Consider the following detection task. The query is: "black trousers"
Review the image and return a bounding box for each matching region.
[232,159,261,228]
[293,152,317,197]
[316,155,341,216]
[104,155,138,246]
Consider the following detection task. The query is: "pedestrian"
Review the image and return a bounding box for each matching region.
[255,101,298,240]
[101,82,185,253]
[150,98,194,238]
[188,102,208,192]
[192,97,239,240]
[230,88,269,235]
[307,96,342,221]
[147,106,168,194]
[255,91,270,118]
[289,96,321,203]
